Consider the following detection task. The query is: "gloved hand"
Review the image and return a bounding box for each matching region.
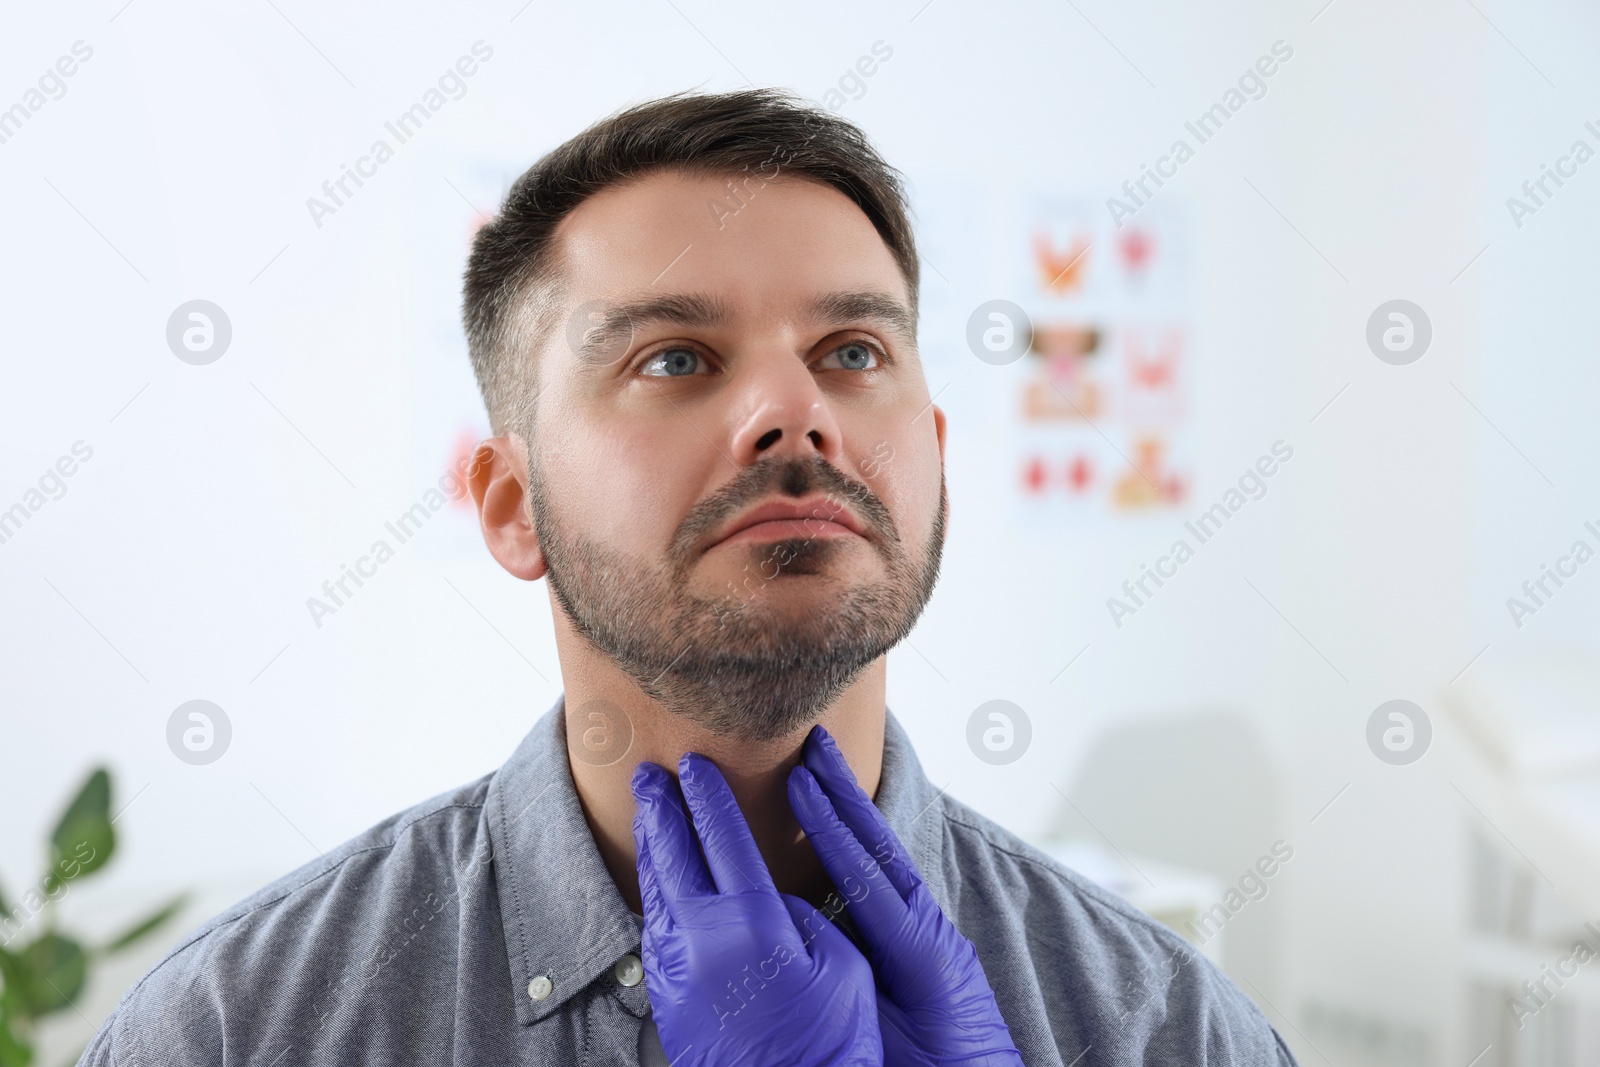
[787,725,1025,1067]
[631,753,884,1067]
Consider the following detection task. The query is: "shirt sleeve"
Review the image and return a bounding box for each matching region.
[73,1009,117,1067]
[1272,1025,1302,1066]
[71,950,226,1067]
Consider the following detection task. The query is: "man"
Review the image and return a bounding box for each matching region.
[79,89,1297,1065]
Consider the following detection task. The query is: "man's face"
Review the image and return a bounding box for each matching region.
[518,168,947,743]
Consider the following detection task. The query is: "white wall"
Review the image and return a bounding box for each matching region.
[3,1,1598,1064]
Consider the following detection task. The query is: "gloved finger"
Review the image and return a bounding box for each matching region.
[634,819,672,934]
[788,765,909,953]
[632,761,716,916]
[677,752,778,899]
[801,725,922,901]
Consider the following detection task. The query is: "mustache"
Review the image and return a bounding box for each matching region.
[670,453,894,559]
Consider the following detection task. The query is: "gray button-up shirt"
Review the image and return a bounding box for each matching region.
[78,696,1298,1066]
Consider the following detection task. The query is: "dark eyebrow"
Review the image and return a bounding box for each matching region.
[573,289,917,364]
[803,290,917,345]
[575,293,729,364]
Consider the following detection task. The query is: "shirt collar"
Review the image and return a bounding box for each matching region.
[485,692,946,1027]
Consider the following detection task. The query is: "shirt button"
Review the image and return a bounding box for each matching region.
[613,953,644,988]
[528,975,554,1002]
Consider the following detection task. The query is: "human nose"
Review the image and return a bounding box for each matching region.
[725,355,846,470]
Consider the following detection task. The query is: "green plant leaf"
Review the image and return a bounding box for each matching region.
[47,769,114,888]
[16,934,87,1018]
[0,948,28,1018]
[97,895,188,956]
[0,994,34,1067]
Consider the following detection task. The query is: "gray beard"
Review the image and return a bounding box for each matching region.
[526,451,946,743]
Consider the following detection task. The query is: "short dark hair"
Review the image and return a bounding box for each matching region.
[460,88,920,437]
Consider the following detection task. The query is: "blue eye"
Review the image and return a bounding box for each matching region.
[823,341,880,371]
[640,347,706,377]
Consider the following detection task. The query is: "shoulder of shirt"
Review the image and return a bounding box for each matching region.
[75,771,497,1066]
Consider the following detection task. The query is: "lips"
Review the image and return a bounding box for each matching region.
[708,496,867,550]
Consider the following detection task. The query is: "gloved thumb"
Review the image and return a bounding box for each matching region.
[780,893,864,971]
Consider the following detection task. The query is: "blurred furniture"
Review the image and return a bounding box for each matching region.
[1446,647,1600,1066]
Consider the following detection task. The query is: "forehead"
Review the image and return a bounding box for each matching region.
[549,169,910,312]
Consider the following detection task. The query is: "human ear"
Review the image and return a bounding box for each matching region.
[468,434,547,581]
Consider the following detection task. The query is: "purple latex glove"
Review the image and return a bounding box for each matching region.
[631,753,884,1067]
[787,725,1025,1067]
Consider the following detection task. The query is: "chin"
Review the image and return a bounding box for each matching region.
[705,535,870,583]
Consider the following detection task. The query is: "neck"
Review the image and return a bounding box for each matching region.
[557,643,887,916]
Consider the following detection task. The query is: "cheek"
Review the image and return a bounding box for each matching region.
[550,419,704,548]
[854,430,940,539]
